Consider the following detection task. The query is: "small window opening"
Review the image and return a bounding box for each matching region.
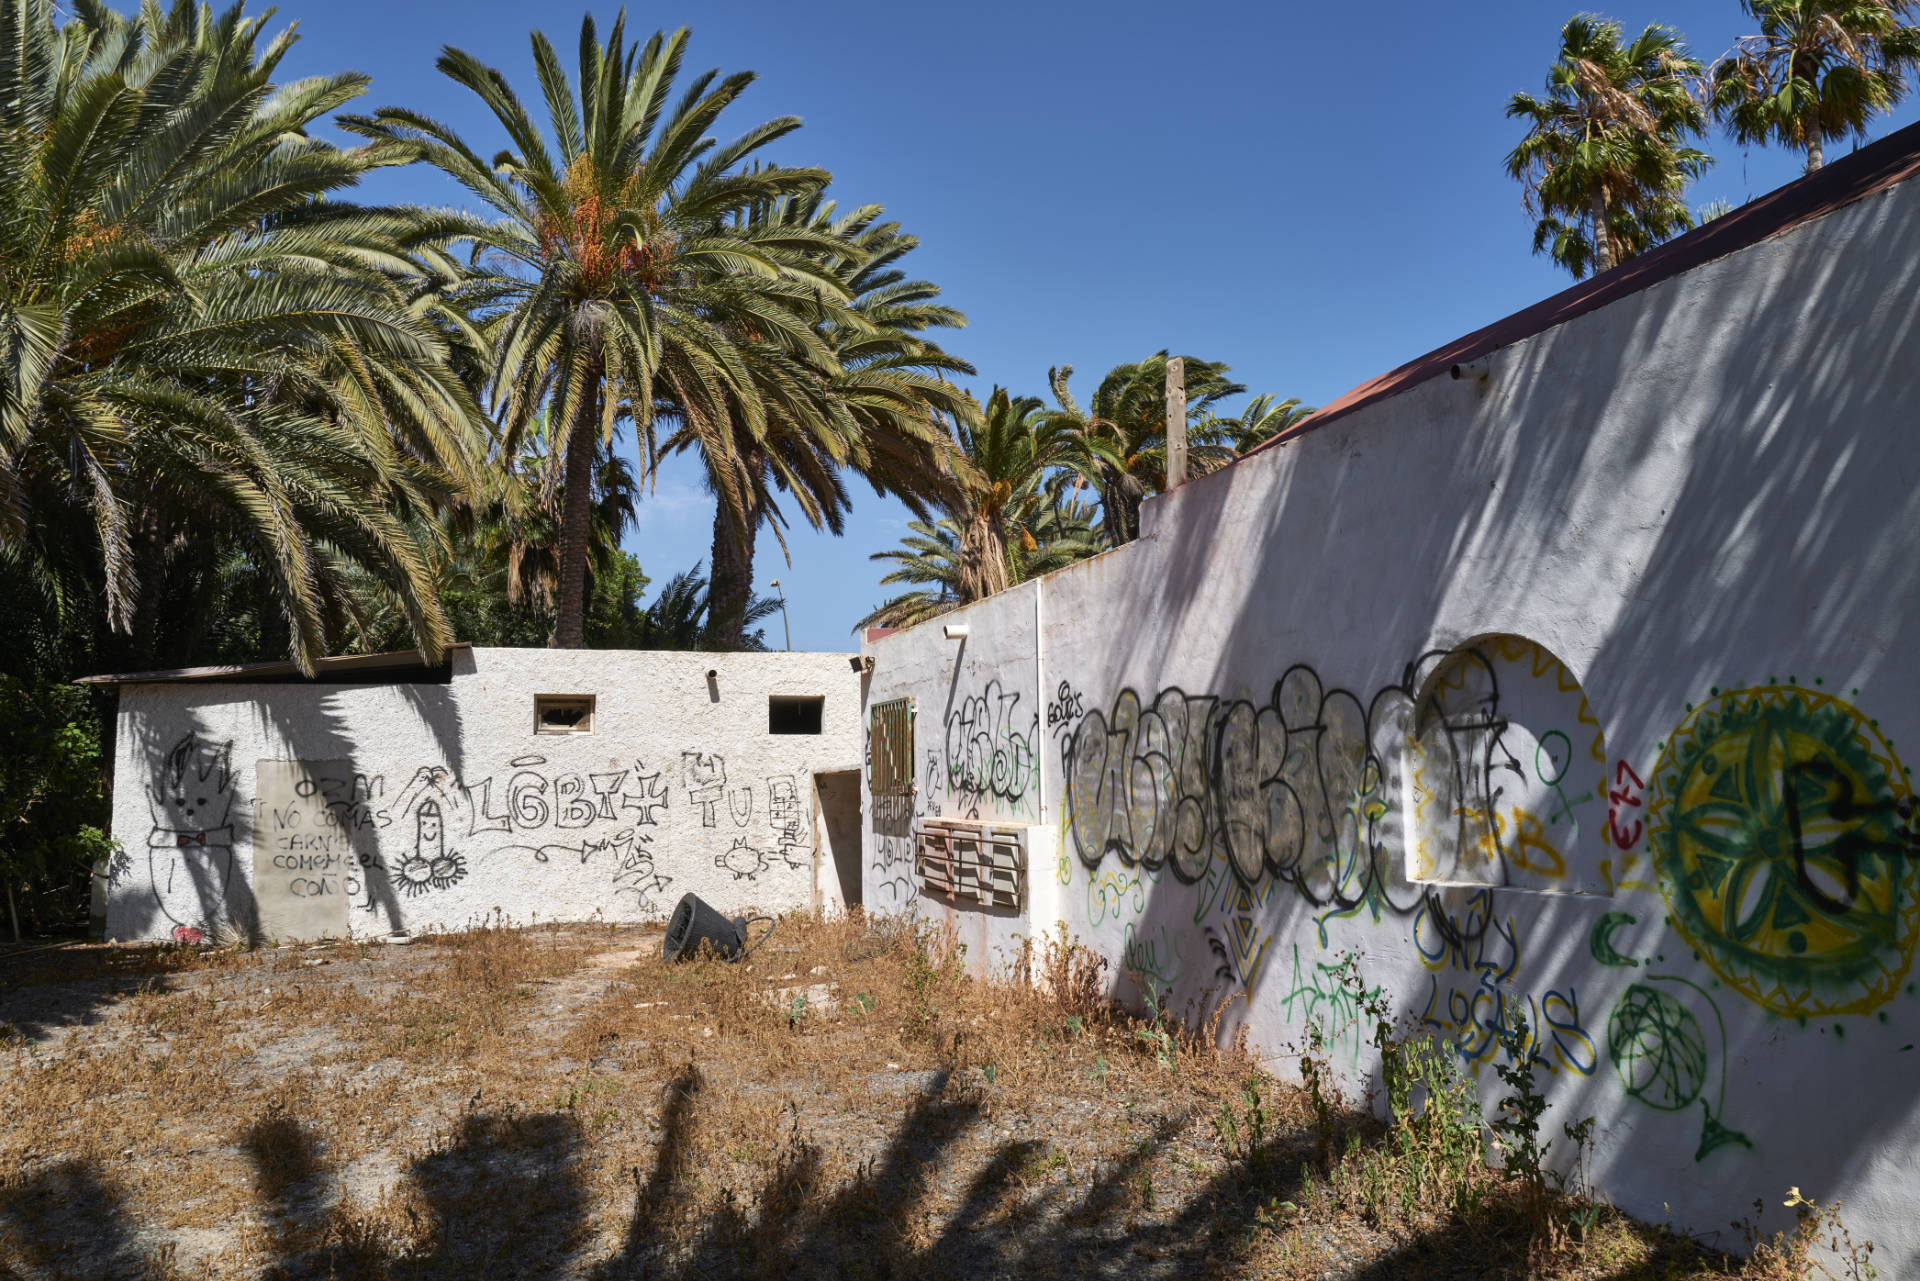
[770,695,824,735]
[535,694,595,735]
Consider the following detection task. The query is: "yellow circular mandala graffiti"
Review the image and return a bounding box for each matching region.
[1648,686,1920,1018]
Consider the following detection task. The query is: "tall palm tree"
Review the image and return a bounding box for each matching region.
[1709,0,1920,172]
[685,194,974,648]
[1506,16,1713,278]
[1044,354,1244,545]
[0,0,488,672]
[345,14,856,648]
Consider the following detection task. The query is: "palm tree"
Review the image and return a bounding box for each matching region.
[1709,0,1920,172]
[856,496,1102,631]
[1206,392,1316,453]
[685,195,974,648]
[631,562,779,649]
[1044,354,1244,545]
[940,387,1091,601]
[1506,16,1713,278]
[345,14,857,649]
[0,0,488,672]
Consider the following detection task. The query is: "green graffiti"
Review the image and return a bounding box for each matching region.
[1589,911,1641,968]
[1608,984,1705,1110]
[1606,976,1752,1163]
[1648,685,1919,1018]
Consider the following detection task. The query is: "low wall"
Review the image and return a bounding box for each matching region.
[106,648,862,943]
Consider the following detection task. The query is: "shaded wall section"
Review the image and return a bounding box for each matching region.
[861,170,1920,1263]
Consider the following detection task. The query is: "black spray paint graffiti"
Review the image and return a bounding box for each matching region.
[463,756,670,836]
[1047,681,1085,734]
[768,775,809,868]
[945,679,1039,817]
[145,734,237,931]
[1061,651,1540,920]
[683,751,759,828]
[138,742,805,925]
[869,789,917,908]
[714,833,807,881]
[613,832,673,911]
[388,766,467,898]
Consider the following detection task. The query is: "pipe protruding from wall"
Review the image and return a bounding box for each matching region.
[1450,353,1493,384]
[943,624,969,641]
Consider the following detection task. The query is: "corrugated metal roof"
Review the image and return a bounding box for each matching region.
[76,644,471,686]
[1248,117,1920,455]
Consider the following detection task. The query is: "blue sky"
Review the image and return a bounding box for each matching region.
[282,0,1920,650]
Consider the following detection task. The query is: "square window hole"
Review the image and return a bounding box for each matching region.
[535,694,595,735]
[770,695,823,735]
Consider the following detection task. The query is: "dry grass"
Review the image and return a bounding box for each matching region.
[0,915,1862,1280]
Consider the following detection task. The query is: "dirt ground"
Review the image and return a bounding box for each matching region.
[0,917,1833,1280]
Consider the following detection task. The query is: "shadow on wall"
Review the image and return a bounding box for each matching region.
[114,682,469,946]
[1052,187,1920,1258]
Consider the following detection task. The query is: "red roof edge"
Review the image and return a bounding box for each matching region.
[1247,117,1920,458]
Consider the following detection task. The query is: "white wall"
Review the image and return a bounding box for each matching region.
[108,648,862,943]
[859,582,1052,977]
[862,174,1920,1262]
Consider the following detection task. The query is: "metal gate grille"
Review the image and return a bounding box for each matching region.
[869,698,913,798]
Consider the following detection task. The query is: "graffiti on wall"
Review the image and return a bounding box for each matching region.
[145,734,237,932]
[1061,638,1605,922]
[1646,684,1919,1019]
[388,767,468,896]
[945,678,1040,818]
[1590,911,1753,1162]
[1196,855,1278,989]
[1413,890,1596,1076]
[612,831,673,911]
[1047,681,1085,735]
[139,742,805,930]
[1277,944,1384,1068]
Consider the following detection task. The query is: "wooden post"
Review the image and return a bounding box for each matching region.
[1165,356,1187,488]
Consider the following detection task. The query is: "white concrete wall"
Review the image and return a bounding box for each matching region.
[107,648,862,943]
[859,582,1049,977]
[862,173,1920,1262]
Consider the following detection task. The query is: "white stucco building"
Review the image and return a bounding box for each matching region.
[858,123,1920,1262]
[88,647,865,944]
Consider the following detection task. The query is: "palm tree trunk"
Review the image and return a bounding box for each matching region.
[1101,470,1144,545]
[958,512,1010,602]
[706,459,761,649]
[1589,190,1614,275]
[550,372,603,651]
[1805,124,1823,173]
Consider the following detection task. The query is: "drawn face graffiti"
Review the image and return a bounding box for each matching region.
[1648,686,1920,1018]
[145,734,238,931]
[147,734,235,842]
